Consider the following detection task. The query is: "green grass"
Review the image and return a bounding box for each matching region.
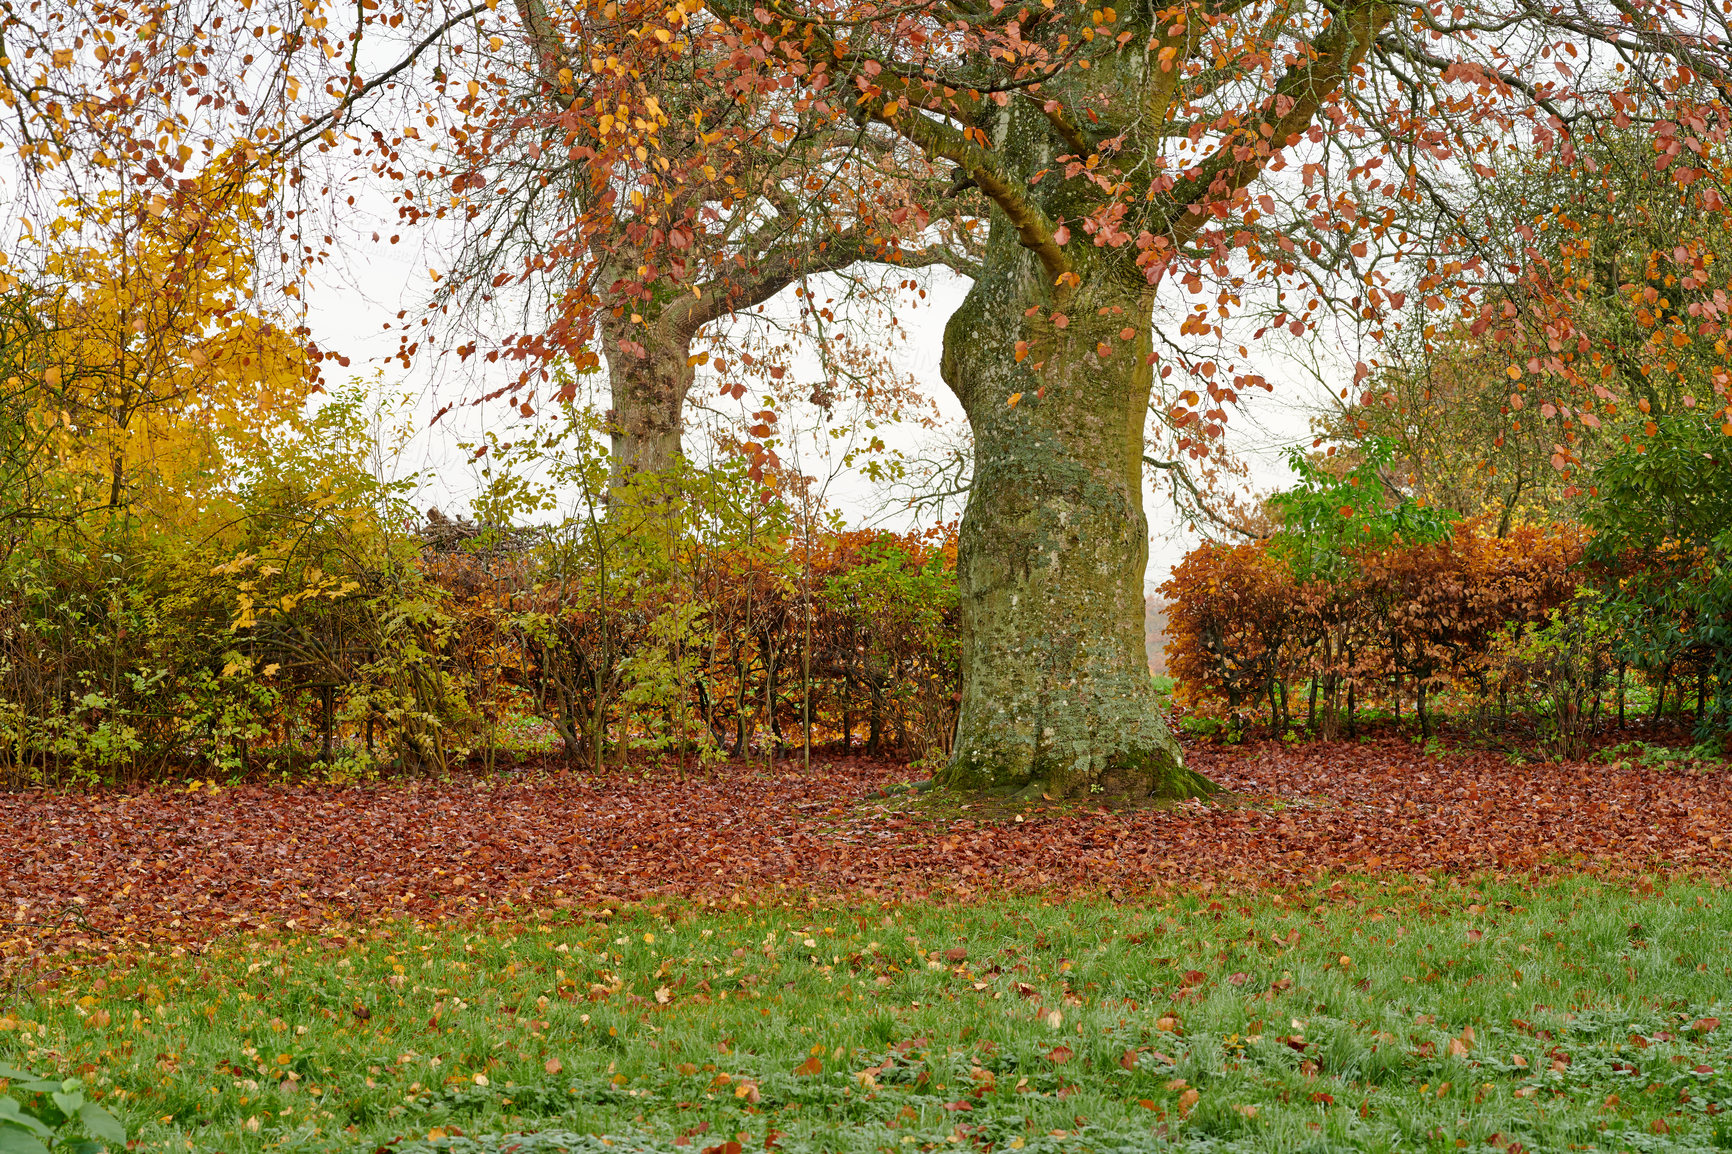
[7,878,1732,1152]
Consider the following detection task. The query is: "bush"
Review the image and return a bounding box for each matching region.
[0,1061,128,1152]
[1161,522,1585,741]
[0,387,476,787]
[430,422,961,772]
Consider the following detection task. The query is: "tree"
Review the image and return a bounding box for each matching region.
[1316,334,1579,533]
[434,0,985,492]
[0,271,61,556]
[658,0,1397,797]
[676,0,1729,797]
[10,0,1730,796]
[0,174,313,550]
[31,184,312,529]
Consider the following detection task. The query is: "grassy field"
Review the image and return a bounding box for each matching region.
[5,878,1732,1153]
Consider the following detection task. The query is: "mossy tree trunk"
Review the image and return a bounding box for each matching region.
[877,0,1383,800]
[933,103,1203,800]
[600,306,696,490]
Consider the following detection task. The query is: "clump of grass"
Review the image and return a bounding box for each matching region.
[5,877,1732,1153]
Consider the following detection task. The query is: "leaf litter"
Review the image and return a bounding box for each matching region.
[3,738,1729,973]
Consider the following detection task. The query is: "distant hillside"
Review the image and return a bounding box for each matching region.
[1145,596,1169,674]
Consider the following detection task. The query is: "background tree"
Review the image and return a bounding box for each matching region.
[25,181,312,531]
[1323,122,1732,532]
[1315,333,1577,533]
[421,0,985,491]
[1311,120,1732,739]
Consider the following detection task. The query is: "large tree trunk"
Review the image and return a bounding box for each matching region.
[934,199,1205,800]
[600,308,695,492]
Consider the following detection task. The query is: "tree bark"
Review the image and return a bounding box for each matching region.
[934,182,1202,799]
[600,308,696,492]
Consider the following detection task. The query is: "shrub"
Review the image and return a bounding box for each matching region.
[1161,522,1584,740]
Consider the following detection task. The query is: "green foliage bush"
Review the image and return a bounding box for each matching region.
[1586,411,1732,741]
[0,385,478,786]
[1164,422,1732,752]
[435,408,960,774]
[0,390,961,785]
[0,1061,127,1153]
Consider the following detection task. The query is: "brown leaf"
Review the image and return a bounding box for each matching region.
[7,735,1732,963]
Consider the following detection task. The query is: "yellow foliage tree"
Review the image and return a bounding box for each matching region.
[25,175,313,537]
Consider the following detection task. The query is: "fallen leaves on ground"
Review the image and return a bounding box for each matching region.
[4,738,1730,972]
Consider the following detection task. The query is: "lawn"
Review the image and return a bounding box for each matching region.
[6,878,1732,1153]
